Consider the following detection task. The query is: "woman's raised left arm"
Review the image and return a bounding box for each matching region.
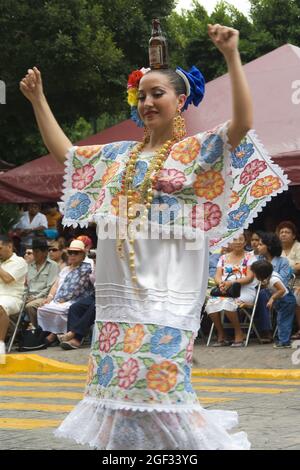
[208,24,253,149]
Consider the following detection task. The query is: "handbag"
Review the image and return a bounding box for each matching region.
[210,273,241,298]
[18,326,48,351]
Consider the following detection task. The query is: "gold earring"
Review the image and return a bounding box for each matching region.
[173,108,187,141]
[143,125,150,144]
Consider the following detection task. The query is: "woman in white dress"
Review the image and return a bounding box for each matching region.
[20,24,288,450]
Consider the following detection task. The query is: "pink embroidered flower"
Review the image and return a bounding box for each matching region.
[155,169,186,194]
[72,164,96,190]
[240,159,267,185]
[118,358,139,389]
[91,189,105,213]
[186,334,195,363]
[99,322,120,353]
[190,202,222,231]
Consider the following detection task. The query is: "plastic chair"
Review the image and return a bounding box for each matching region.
[7,290,28,353]
[206,282,262,347]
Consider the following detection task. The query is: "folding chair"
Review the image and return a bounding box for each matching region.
[206,282,262,347]
[7,290,28,353]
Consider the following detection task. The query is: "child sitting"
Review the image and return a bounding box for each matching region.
[250,260,296,348]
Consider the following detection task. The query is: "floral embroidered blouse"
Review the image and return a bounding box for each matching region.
[61,122,289,411]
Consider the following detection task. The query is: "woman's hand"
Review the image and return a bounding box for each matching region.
[20,67,45,103]
[208,24,239,58]
[266,298,274,310]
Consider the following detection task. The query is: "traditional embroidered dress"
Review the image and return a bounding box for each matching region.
[55,122,289,449]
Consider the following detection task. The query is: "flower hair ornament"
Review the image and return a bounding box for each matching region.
[127,65,205,126]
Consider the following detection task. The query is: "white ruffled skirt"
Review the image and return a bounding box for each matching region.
[54,397,250,450]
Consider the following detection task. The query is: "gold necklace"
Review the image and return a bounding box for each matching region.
[118,138,176,284]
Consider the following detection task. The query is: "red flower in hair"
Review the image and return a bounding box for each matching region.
[127,70,144,89]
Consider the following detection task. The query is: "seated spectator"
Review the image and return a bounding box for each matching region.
[276,221,300,340]
[45,203,62,229]
[37,240,94,346]
[24,239,59,327]
[48,240,67,271]
[24,247,34,265]
[205,233,257,347]
[256,232,291,286]
[251,260,296,348]
[250,230,264,256]
[13,203,48,255]
[58,294,95,350]
[76,235,94,270]
[0,235,28,354]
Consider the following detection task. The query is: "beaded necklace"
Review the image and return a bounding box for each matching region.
[117,138,176,285]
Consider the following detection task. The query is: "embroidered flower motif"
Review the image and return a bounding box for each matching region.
[186,335,195,363]
[190,202,222,231]
[171,137,200,165]
[117,358,139,390]
[66,193,91,219]
[111,191,141,216]
[72,164,96,190]
[132,160,148,187]
[124,324,145,354]
[102,162,120,186]
[229,191,240,208]
[231,142,255,169]
[99,322,120,353]
[97,356,114,387]
[183,365,194,393]
[228,204,250,229]
[147,361,178,393]
[193,170,225,201]
[155,169,186,194]
[240,159,267,185]
[250,176,282,198]
[90,189,105,213]
[102,142,134,161]
[76,145,103,159]
[200,134,223,164]
[150,327,182,358]
[148,195,181,225]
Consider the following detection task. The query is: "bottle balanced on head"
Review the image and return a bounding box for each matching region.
[149,18,169,70]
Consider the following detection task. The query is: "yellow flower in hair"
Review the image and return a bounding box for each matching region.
[127,88,138,107]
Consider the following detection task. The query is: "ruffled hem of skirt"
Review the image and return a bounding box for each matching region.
[54,397,250,450]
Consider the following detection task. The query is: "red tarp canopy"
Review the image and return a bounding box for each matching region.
[0,43,299,203]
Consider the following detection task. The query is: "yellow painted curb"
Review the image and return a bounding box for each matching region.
[0,354,87,374]
[192,368,300,380]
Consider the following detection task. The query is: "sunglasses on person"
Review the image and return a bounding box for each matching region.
[67,250,82,256]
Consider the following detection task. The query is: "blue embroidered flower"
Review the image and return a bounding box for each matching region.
[132,160,148,187]
[131,106,144,127]
[102,142,134,161]
[150,327,182,358]
[148,195,181,225]
[66,193,91,219]
[228,204,250,229]
[97,356,114,387]
[200,134,223,164]
[183,365,194,393]
[231,142,255,169]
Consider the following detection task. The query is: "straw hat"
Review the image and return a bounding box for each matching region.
[67,240,86,252]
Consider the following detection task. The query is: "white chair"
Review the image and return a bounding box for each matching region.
[7,289,28,353]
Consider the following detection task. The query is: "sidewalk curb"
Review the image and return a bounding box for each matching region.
[1,354,87,374]
[192,368,300,380]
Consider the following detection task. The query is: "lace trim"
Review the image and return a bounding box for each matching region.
[76,395,204,414]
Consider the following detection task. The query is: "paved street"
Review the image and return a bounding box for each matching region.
[1,363,300,449]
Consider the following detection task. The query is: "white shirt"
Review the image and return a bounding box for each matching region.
[268,273,288,296]
[0,253,28,299]
[13,211,48,246]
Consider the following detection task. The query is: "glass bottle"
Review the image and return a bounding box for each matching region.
[149,18,169,69]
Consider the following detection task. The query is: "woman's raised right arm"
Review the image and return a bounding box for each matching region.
[20,67,72,164]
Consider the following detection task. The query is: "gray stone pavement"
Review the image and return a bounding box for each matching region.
[1,339,300,450]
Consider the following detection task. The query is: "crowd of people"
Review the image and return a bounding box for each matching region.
[0,203,97,354]
[206,221,300,348]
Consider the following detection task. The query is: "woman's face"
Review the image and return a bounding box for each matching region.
[137,72,185,131]
[257,241,268,256]
[279,227,295,245]
[231,235,246,252]
[251,233,261,251]
[67,251,85,266]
